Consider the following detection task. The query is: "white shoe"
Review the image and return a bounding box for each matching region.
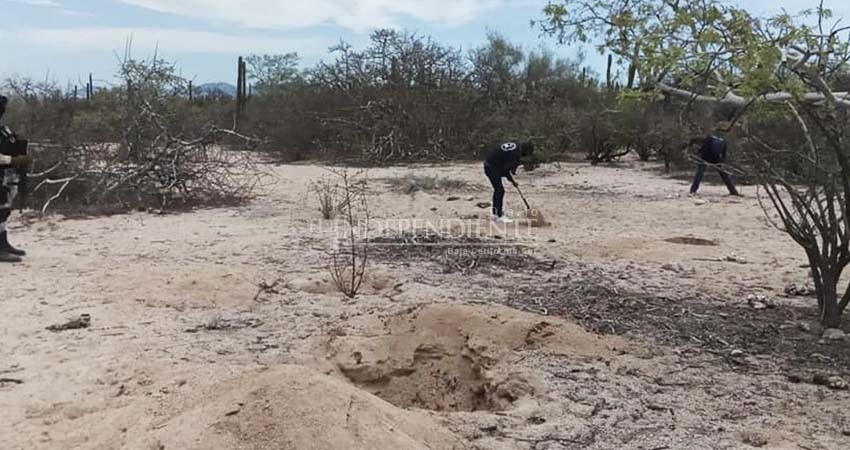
[499,216,514,224]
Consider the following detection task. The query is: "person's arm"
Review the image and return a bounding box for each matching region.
[507,153,521,184]
[697,137,713,160]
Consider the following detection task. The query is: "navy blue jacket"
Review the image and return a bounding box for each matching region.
[699,136,727,164]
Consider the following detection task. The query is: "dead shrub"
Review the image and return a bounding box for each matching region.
[311,175,340,219]
[328,169,370,298]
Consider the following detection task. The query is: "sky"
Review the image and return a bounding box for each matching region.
[2,0,849,88]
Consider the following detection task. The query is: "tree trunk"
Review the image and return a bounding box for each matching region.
[816,268,842,327]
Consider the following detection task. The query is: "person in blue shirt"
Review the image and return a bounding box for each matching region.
[689,134,740,196]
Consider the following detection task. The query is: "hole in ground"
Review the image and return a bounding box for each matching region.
[328,304,611,413]
[334,327,499,412]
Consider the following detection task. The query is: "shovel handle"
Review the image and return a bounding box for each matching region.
[514,184,531,210]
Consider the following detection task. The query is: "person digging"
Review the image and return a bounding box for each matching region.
[688,131,741,197]
[484,141,534,224]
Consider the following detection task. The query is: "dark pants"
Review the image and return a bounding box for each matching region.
[484,164,505,217]
[0,171,13,235]
[0,208,10,234]
[690,162,739,195]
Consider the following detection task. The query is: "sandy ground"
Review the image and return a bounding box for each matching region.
[2,159,849,450]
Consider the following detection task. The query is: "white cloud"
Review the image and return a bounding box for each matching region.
[10,26,334,55]
[10,0,61,6]
[117,0,502,31]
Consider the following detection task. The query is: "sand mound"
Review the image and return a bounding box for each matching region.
[141,365,465,450]
[328,304,620,412]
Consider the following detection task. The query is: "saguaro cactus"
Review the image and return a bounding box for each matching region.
[236,56,244,112]
[236,56,249,113]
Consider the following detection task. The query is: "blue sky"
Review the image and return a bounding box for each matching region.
[2,0,849,88]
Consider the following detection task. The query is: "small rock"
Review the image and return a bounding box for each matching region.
[741,430,769,447]
[527,416,546,425]
[725,254,747,264]
[784,283,817,297]
[466,197,474,201]
[787,374,803,384]
[446,196,461,202]
[430,207,438,212]
[813,374,849,390]
[46,314,92,332]
[476,202,492,209]
[694,199,707,206]
[823,328,846,341]
[548,239,557,243]
[746,294,776,310]
[225,405,242,416]
[798,322,812,333]
[827,376,849,390]
[842,429,850,437]
[662,262,683,273]
[568,403,596,419]
[645,402,671,412]
[730,349,745,358]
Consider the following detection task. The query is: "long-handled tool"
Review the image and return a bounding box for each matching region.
[514,183,532,210]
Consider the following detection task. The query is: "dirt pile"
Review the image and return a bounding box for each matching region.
[137,365,466,450]
[327,304,621,412]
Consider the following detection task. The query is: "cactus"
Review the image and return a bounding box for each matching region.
[237,56,244,110]
[626,42,639,90]
[236,56,248,113]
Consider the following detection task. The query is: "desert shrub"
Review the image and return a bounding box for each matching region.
[311,175,340,219]
[327,169,370,298]
[4,57,260,214]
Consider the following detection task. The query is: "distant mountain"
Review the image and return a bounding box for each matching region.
[195,82,237,97]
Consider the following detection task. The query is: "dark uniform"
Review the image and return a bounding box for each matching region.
[0,95,28,263]
[483,142,533,219]
[689,135,739,196]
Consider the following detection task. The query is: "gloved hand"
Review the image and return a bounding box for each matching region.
[10,155,31,169]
